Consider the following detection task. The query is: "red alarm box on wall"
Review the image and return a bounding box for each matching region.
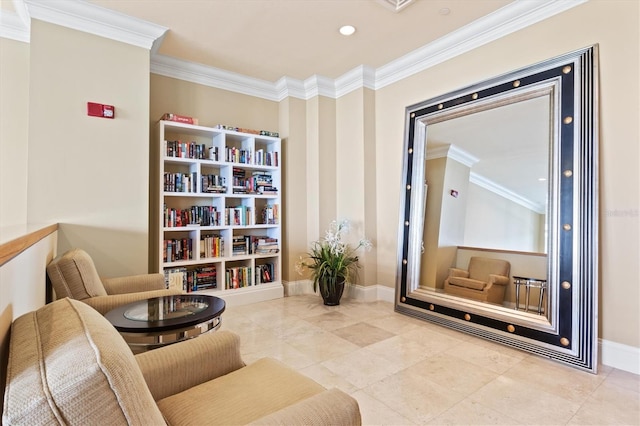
[87,102,115,119]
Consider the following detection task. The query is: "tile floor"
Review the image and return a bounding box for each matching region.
[221,294,640,425]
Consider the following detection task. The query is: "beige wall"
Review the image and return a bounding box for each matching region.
[279,97,308,281]
[0,38,29,227]
[150,74,279,132]
[26,20,152,277]
[375,1,639,349]
[0,0,636,364]
[464,183,544,252]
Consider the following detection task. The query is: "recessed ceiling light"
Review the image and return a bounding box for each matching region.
[538,177,547,182]
[439,7,451,15]
[339,25,356,36]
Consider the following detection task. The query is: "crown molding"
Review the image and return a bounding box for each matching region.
[151,54,280,101]
[470,171,545,214]
[426,144,479,168]
[376,0,416,13]
[375,0,587,90]
[23,0,167,49]
[1,0,586,100]
[0,9,29,42]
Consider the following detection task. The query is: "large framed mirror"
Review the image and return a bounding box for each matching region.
[395,46,599,372]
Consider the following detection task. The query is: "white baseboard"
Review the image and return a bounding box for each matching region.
[282,281,639,375]
[283,281,396,303]
[600,339,640,375]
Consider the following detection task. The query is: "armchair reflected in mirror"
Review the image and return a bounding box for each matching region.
[395,45,599,372]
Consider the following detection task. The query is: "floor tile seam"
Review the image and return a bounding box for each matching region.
[318,351,406,391]
[466,373,584,421]
[430,395,525,426]
[356,387,419,425]
[498,367,604,406]
[600,374,640,396]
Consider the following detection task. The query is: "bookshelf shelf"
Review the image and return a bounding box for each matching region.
[152,120,283,305]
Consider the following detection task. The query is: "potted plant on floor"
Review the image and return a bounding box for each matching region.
[296,220,372,306]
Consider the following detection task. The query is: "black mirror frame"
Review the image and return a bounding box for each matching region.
[395,45,599,372]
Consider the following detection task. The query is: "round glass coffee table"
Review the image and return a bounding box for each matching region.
[105,294,225,353]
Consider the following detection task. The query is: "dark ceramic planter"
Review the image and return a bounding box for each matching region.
[320,277,345,306]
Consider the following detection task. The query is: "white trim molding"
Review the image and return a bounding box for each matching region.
[0,7,29,42]
[1,0,587,100]
[284,280,395,303]
[20,0,167,49]
[600,338,640,375]
[470,171,545,213]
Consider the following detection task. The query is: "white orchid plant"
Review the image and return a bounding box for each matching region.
[296,220,372,295]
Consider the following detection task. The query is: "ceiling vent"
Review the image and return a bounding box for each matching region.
[376,0,416,12]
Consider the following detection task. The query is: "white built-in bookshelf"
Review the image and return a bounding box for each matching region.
[151,120,283,305]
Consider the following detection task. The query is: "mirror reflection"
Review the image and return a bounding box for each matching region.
[396,45,599,373]
[420,96,550,316]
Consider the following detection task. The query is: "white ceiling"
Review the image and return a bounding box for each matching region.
[84,0,513,82]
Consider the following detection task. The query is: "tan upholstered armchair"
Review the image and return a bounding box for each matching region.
[3,298,362,425]
[46,248,182,315]
[443,256,511,305]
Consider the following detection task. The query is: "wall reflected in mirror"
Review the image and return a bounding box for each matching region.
[419,96,551,318]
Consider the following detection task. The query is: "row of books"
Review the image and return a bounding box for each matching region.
[164,143,278,166]
[164,205,222,227]
[164,238,193,263]
[201,234,224,258]
[226,147,252,164]
[261,204,279,225]
[226,206,252,226]
[214,124,279,138]
[255,149,279,167]
[165,263,276,292]
[165,140,208,160]
[231,169,278,195]
[232,236,250,256]
[201,174,226,193]
[164,266,216,293]
[231,235,279,256]
[164,172,197,193]
[256,263,275,284]
[225,266,252,289]
[163,205,279,228]
[160,113,199,125]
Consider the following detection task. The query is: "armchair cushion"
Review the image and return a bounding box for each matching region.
[2,298,165,425]
[136,330,246,401]
[467,257,510,282]
[249,389,362,426]
[46,248,107,299]
[102,273,166,294]
[447,276,487,291]
[47,248,182,315]
[157,358,328,425]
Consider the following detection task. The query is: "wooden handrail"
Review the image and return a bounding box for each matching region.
[0,224,58,267]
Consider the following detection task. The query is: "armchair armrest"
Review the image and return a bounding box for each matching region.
[136,330,245,401]
[448,268,469,278]
[249,388,362,425]
[488,274,510,286]
[82,288,182,315]
[102,273,167,294]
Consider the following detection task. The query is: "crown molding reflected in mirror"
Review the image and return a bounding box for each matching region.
[395,46,599,372]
